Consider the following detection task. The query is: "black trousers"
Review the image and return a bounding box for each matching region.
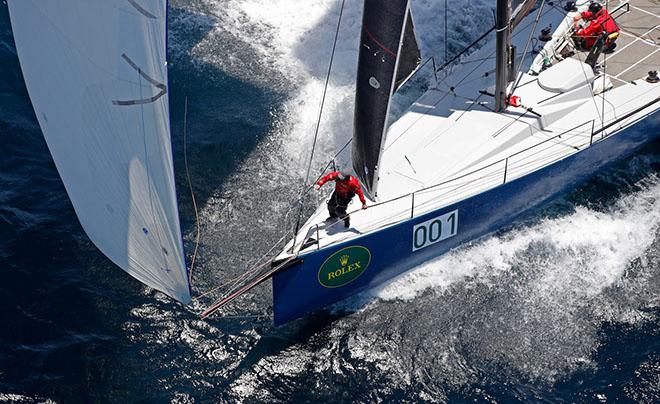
[327,191,353,219]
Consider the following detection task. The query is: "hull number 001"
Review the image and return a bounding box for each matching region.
[412,210,458,251]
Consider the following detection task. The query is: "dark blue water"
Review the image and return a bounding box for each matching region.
[1,1,659,402]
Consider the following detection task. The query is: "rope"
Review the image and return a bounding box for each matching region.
[193,229,293,301]
[309,115,617,240]
[444,0,448,63]
[293,0,347,238]
[511,0,547,94]
[435,25,496,74]
[183,96,201,286]
[279,137,352,232]
[573,45,606,130]
[311,122,605,242]
[200,256,298,319]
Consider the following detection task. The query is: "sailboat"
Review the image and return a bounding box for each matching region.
[258,0,659,325]
[7,0,192,304]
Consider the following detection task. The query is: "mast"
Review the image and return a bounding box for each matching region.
[495,0,513,112]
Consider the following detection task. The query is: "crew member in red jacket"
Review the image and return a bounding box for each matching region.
[573,2,620,51]
[314,170,367,228]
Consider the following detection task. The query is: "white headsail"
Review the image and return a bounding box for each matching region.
[7,0,191,303]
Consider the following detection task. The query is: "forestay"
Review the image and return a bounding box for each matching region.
[352,0,421,199]
[7,0,191,303]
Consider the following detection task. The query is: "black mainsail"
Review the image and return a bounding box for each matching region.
[352,0,421,198]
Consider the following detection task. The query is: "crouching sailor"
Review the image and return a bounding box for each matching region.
[314,169,368,228]
[573,1,620,52]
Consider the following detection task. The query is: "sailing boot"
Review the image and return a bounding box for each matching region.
[604,41,617,54]
[344,215,350,228]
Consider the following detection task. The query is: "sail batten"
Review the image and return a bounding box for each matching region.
[7,0,191,303]
[352,0,420,198]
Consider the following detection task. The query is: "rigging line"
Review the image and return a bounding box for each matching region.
[458,3,559,90]
[196,263,267,302]
[421,1,556,128]
[281,137,354,227]
[436,2,555,77]
[220,234,296,293]
[308,138,353,195]
[573,49,606,130]
[436,25,496,73]
[293,0,346,237]
[310,97,657,249]
[311,124,616,248]
[319,133,592,243]
[183,97,201,287]
[601,0,609,133]
[193,230,293,301]
[444,0,448,63]
[511,0,547,93]
[200,256,298,318]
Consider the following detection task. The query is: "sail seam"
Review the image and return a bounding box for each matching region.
[112,53,167,106]
[127,0,157,19]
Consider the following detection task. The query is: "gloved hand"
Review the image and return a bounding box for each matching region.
[362,203,368,210]
[314,184,320,190]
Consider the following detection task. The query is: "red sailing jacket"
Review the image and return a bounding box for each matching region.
[317,171,367,204]
[577,9,620,48]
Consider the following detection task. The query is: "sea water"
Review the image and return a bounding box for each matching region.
[0,0,658,402]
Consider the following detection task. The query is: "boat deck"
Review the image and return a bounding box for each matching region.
[584,0,660,86]
[278,0,660,259]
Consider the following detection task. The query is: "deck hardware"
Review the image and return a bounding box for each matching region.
[539,26,553,41]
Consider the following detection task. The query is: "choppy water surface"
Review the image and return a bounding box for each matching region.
[1,0,659,402]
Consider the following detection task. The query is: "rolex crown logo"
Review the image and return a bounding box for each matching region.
[319,246,371,288]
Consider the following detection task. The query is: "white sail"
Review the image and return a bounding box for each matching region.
[7,0,191,303]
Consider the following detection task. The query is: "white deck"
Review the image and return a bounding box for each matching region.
[278,0,660,260]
